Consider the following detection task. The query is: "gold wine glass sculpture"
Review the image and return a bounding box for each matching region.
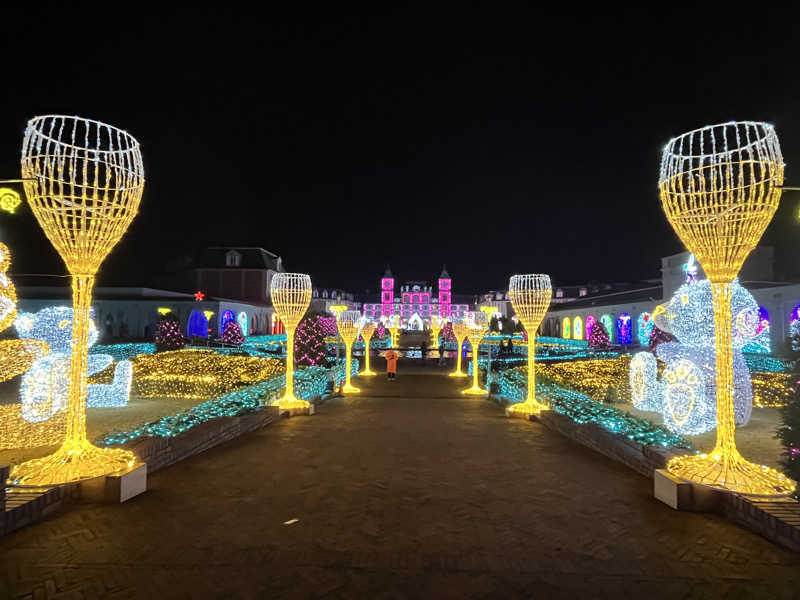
[660,121,795,495]
[12,116,144,484]
[506,274,551,417]
[359,318,377,376]
[387,315,400,349]
[462,311,489,395]
[448,317,469,377]
[270,272,313,412]
[336,310,362,393]
[430,314,444,354]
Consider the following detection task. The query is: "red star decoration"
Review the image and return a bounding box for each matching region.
[194,290,205,301]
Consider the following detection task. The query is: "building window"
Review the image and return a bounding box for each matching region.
[225,251,241,267]
[579,288,587,297]
[556,289,564,298]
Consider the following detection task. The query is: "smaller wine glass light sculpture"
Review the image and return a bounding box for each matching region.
[506,274,551,417]
[463,311,489,396]
[270,272,313,412]
[430,314,444,353]
[387,315,400,349]
[336,310,362,393]
[448,317,469,377]
[359,318,377,376]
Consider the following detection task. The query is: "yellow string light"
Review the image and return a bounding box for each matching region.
[335,311,362,393]
[359,318,377,376]
[0,188,21,214]
[660,121,795,495]
[462,311,489,396]
[269,272,312,411]
[12,116,145,485]
[387,315,400,349]
[448,318,469,378]
[430,314,444,353]
[506,274,552,416]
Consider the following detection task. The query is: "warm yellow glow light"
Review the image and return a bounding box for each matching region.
[0,188,21,214]
[430,314,444,354]
[270,272,313,412]
[335,310,362,393]
[157,307,172,316]
[387,315,400,349]
[462,311,489,396]
[660,121,795,495]
[329,304,348,319]
[359,318,377,376]
[11,116,144,485]
[506,274,552,417]
[448,318,469,378]
[203,310,214,321]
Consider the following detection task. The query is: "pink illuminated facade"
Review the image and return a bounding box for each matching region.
[364,265,468,324]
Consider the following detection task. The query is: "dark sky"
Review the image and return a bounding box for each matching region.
[2,7,800,296]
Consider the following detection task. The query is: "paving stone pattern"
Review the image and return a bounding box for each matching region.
[1,364,799,598]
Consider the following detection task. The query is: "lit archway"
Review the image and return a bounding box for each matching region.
[221,310,235,333]
[237,312,248,337]
[187,310,208,338]
[600,314,614,343]
[573,316,583,340]
[585,315,596,339]
[616,313,632,344]
[562,317,571,339]
[637,312,653,345]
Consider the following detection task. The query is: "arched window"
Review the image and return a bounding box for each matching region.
[616,313,632,344]
[237,312,248,337]
[322,290,329,299]
[637,312,653,345]
[187,310,208,338]
[221,310,235,333]
[562,317,571,339]
[573,316,583,340]
[791,304,800,323]
[600,314,614,343]
[585,315,596,339]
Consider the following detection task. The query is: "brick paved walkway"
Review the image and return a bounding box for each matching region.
[1,366,799,598]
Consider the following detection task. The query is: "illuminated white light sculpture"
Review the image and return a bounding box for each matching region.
[462,311,489,396]
[270,272,313,411]
[506,274,551,416]
[448,317,469,377]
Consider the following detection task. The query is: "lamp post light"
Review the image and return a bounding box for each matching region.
[270,272,313,413]
[12,116,144,485]
[659,121,795,496]
[506,274,552,418]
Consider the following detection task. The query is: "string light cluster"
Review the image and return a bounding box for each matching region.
[495,367,690,448]
[99,358,355,447]
[659,121,795,495]
[0,188,22,213]
[750,372,794,408]
[538,358,630,404]
[91,343,156,361]
[130,350,284,399]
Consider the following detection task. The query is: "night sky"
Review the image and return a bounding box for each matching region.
[2,8,800,296]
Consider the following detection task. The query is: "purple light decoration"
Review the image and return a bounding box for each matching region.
[319,315,338,336]
[585,315,596,339]
[220,310,235,333]
[756,306,769,335]
[791,304,800,324]
[616,313,632,344]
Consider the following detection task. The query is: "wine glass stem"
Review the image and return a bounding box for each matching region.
[456,338,463,373]
[527,338,537,405]
[285,327,295,398]
[65,274,94,443]
[711,281,737,457]
[364,336,371,372]
[472,338,479,388]
[345,342,353,387]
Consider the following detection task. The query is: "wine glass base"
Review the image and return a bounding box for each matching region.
[667,453,796,496]
[448,372,467,378]
[506,401,548,418]
[462,386,487,396]
[272,395,313,412]
[342,384,361,394]
[9,440,136,485]
[360,370,377,376]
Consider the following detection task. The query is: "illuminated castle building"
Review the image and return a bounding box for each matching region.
[362,265,469,327]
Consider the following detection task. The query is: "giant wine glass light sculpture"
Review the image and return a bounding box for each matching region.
[336,310,362,393]
[506,274,551,417]
[448,318,469,377]
[12,116,144,484]
[270,272,313,411]
[660,122,794,495]
[430,315,444,353]
[359,318,377,376]
[463,311,489,395]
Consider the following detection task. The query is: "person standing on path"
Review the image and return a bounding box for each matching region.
[385,348,399,380]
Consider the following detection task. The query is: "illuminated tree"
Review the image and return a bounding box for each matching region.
[221,321,244,345]
[295,314,329,367]
[588,320,610,351]
[440,321,456,342]
[155,313,186,351]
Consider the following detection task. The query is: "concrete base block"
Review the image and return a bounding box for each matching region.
[654,469,721,511]
[81,463,147,503]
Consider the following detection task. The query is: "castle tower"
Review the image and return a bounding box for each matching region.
[438,264,451,317]
[381,264,394,317]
